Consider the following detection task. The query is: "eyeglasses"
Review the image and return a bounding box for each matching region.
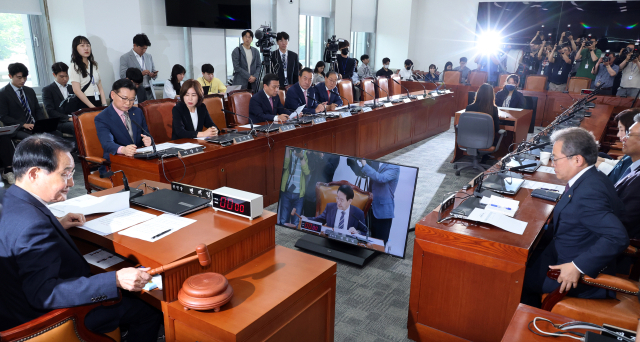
[113,92,136,104]
[623,132,640,140]
[61,169,75,180]
[550,154,575,164]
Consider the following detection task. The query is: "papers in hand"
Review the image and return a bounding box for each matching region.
[467,208,527,235]
[48,192,129,217]
[522,180,566,194]
[118,214,196,242]
[288,105,305,120]
[79,208,157,236]
[84,249,125,269]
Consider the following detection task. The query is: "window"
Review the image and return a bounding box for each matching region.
[0,13,39,88]
[299,15,328,68]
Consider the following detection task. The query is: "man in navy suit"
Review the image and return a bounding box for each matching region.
[284,67,327,115]
[0,134,161,339]
[613,113,640,239]
[303,184,367,236]
[95,79,152,175]
[521,127,629,308]
[310,71,342,111]
[248,73,290,124]
[359,160,400,244]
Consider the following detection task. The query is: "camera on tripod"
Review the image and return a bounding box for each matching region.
[254,25,276,56]
[323,35,340,64]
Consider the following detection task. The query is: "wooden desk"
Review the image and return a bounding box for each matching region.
[502,304,584,342]
[109,92,455,205]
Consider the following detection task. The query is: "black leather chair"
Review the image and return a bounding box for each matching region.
[454,112,506,175]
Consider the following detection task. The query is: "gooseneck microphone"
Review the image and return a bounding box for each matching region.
[221,109,256,135]
[353,83,382,108]
[388,76,416,99]
[126,113,159,159]
[100,169,143,199]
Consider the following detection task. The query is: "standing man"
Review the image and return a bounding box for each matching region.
[119,33,157,101]
[0,63,46,140]
[335,40,360,99]
[359,160,399,245]
[475,52,501,85]
[248,73,290,123]
[357,54,374,80]
[453,57,471,83]
[376,58,393,78]
[42,62,75,137]
[278,147,310,227]
[310,71,343,111]
[547,44,574,92]
[232,30,261,91]
[616,43,640,98]
[574,37,601,83]
[613,113,640,238]
[284,67,327,114]
[197,64,227,95]
[591,54,619,96]
[271,32,299,87]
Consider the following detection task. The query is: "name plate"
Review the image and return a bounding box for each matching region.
[383,102,393,108]
[313,117,327,124]
[416,95,425,100]
[233,135,254,144]
[361,107,372,113]
[171,182,213,200]
[403,98,412,103]
[278,124,296,132]
[178,146,204,157]
[339,111,352,118]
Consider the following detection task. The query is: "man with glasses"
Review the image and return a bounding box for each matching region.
[521,127,628,308]
[613,113,640,239]
[284,68,327,115]
[310,71,342,111]
[248,73,290,124]
[95,79,152,175]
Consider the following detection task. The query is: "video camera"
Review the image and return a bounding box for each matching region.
[254,25,276,56]
[323,35,340,65]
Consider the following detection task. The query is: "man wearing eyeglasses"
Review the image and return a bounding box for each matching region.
[95,79,152,175]
[521,127,628,308]
[613,113,640,239]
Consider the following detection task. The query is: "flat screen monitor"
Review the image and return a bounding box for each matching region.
[276,147,419,259]
[164,0,251,30]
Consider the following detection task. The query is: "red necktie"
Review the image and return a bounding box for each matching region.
[271,97,275,113]
[327,90,331,102]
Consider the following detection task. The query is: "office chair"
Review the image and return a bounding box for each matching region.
[139,99,178,144]
[72,107,114,194]
[454,111,506,176]
[203,94,227,129]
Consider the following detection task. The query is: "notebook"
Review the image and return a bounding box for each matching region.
[130,189,210,216]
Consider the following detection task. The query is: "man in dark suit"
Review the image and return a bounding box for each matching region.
[284,67,327,115]
[303,184,367,235]
[248,73,290,124]
[310,71,342,111]
[42,62,75,137]
[95,79,152,175]
[359,160,400,245]
[0,134,161,340]
[0,63,46,140]
[521,127,629,308]
[270,32,299,87]
[613,114,640,239]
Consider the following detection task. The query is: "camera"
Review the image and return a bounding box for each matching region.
[563,31,572,37]
[254,25,276,56]
[323,35,342,67]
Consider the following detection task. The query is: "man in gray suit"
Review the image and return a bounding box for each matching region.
[232,30,261,90]
[359,160,400,245]
[119,34,157,101]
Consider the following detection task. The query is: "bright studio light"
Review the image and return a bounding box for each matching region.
[477,31,503,55]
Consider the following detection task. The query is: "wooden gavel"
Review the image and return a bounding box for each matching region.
[147,243,210,276]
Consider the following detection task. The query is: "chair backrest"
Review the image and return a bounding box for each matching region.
[139,99,178,144]
[524,75,547,91]
[376,76,389,99]
[362,78,376,101]
[443,70,461,85]
[202,95,227,129]
[314,180,373,217]
[567,77,592,94]
[389,75,402,96]
[337,79,354,104]
[278,89,286,106]
[228,91,253,125]
[498,74,509,87]
[468,71,488,87]
[457,111,496,149]
[73,107,107,162]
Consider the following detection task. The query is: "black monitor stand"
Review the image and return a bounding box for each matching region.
[294,235,379,266]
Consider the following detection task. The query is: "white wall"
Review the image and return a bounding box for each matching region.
[276,0,300,55]
[191,28,226,82]
[334,0,352,41]
[375,0,413,70]
[48,0,86,63]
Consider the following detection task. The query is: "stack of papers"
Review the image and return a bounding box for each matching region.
[118,214,196,242]
[483,196,520,217]
[79,208,157,236]
[537,166,556,174]
[522,180,565,194]
[136,142,202,153]
[467,208,527,235]
[48,192,130,217]
[84,249,125,269]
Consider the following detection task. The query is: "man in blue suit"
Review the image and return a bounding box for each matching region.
[248,73,290,124]
[303,184,367,235]
[521,127,629,308]
[94,79,152,175]
[284,67,327,115]
[0,134,161,339]
[359,160,400,244]
[310,71,342,111]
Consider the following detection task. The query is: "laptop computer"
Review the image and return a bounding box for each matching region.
[481,174,525,195]
[131,189,210,216]
[32,118,60,134]
[205,132,248,144]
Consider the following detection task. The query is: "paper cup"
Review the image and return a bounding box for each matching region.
[540,151,551,166]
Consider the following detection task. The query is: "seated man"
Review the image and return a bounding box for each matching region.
[0,134,162,340]
[95,79,152,175]
[125,67,146,106]
[302,184,367,236]
[284,67,326,115]
[521,127,629,308]
[248,73,290,124]
[0,63,46,140]
[613,113,640,239]
[596,108,638,183]
[42,62,75,137]
[310,71,342,111]
[197,64,227,95]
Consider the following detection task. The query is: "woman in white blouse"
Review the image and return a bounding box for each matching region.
[163,64,186,99]
[69,36,107,108]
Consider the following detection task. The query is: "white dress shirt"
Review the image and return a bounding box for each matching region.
[398,68,414,81]
[55,81,69,99]
[132,49,150,88]
[163,80,183,99]
[333,205,350,230]
[567,165,594,274]
[244,46,252,74]
[189,108,198,131]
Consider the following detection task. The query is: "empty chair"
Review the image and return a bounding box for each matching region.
[443,70,462,85]
[567,77,592,94]
[389,75,402,97]
[361,78,376,102]
[139,98,178,144]
[524,75,547,92]
[376,76,390,99]
[454,111,506,175]
[467,71,488,87]
[227,90,252,126]
[337,79,354,105]
[202,94,227,129]
[72,107,114,193]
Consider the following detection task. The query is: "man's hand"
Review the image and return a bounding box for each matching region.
[58,213,86,229]
[597,57,603,64]
[276,114,289,122]
[150,71,158,78]
[327,103,338,111]
[23,123,34,130]
[348,227,358,234]
[141,134,152,147]
[123,144,137,157]
[315,102,327,113]
[68,117,73,122]
[141,70,150,76]
[248,76,256,83]
[359,159,367,167]
[115,267,152,292]
[548,262,582,294]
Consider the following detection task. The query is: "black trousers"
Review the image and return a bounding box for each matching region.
[57,121,75,137]
[370,214,393,245]
[0,135,15,168]
[84,291,163,342]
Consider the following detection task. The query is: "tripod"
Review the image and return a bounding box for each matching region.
[255,52,273,94]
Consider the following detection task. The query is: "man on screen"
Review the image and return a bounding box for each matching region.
[302,184,367,236]
[359,160,400,245]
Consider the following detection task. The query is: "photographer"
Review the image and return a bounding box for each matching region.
[616,43,640,98]
[537,41,552,76]
[592,54,619,95]
[547,44,574,92]
[575,37,601,82]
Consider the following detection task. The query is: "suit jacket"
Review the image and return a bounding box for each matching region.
[309,202,367,235]
[284,83,317,114]
[552,167,629,277]
[0,83,45,126]
[248,89,291,124]
[119,50,157,99]
[494,88,526,109]
[172,101,217,140]
[361,163,400,219]
[608,155,633,184]
[271,50,299,86]
[231,46,261,89]
[336,55,357,80]
[0,186,117,331]
[614,163,640,238]
[42,82,74,124]
[94,105,149,173]
[310,82,343,107]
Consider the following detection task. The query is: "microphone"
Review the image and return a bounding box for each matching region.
[126,112,161,159]
[507,163,538,171]
[353,83,382,108]
[99,170,143,200]
[221,109,255,135]
[527,141,550,151]
[388,76,416,99]
[350,215,371,242]
[370,79,391,103]
[330,88,353,111]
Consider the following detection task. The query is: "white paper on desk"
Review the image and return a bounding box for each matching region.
[522,180,565,194]
[79,208,157,236]
[537,166,556,174]
[84,249,125,269]
[174,142,202,150]
[335,105,348,110]
[118,214,196,242]
[194,137,207,140]
[48,192,129,217]
[136,142,179,154]
[467,208,527,235]
[498,107,523,111]
[238,124,253,128]
[143,274,163,291]
[484,196,519,217]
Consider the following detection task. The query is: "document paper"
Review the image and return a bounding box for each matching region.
[118,214,196,242]
[467,208,527,235]
[79,208,157,236]
[522,180,566,194]
[536,166,556,174]
[84,249,125,269]
[484,196,520,217]
[48,192,129,217]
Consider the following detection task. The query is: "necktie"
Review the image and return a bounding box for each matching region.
[304,89,308,105]
[327,90,331,102]
[18,89,34,124]
[338,211,345,230]
[282,53,288,86]
[271,97,275,114]
[123,111,134,142]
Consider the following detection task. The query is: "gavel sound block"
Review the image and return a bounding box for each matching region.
[148,243,234,312]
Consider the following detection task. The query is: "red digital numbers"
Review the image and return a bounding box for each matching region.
[220,197,244,213]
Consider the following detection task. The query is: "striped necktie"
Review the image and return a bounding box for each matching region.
[18,89,35,124]
[282,53,288,86]
[338,211,345,230]
[122,111,134,142]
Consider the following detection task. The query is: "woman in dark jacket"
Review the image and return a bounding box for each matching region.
[172,79,219,140]
[494,74,525,109]
[465,83,501,146]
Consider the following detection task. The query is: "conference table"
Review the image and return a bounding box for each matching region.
[406,106,612,342]
[109,91,456,205]
[501,304,589,341]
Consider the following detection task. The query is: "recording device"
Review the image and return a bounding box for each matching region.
[100,170,144,200]
[323,35,342,71]
[254,25,276,56]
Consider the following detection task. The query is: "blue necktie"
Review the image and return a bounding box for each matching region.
[19,89,34,124]
[338,211,345,230]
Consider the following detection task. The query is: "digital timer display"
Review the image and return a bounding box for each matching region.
[300,220,322,233]
[211,193,251,216]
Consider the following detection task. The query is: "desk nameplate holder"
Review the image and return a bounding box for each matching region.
[361,107,372,113]
[278,124,296,133]
[312,117,327,125]
[178,146,205,157]
[171,182,213,202]
[416,95,425,100]
[233,135,253,144]
[403,98,412,104]
[340,111,353,118]
[383,102,393,108]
